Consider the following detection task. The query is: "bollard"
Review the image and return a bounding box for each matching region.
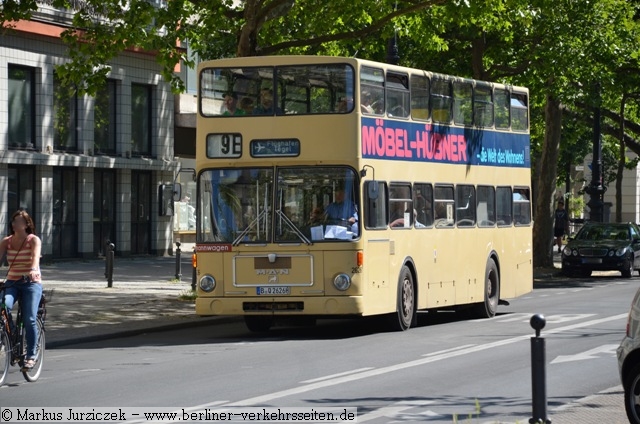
[529,314,551,424]
[105,242,115,288]
[175,239,182,281]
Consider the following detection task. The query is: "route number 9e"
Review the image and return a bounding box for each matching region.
[206,133,242,158]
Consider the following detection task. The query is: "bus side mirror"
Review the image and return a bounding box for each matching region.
[159,184,176,216]
[367,181,379,200]
[173,183,182,202]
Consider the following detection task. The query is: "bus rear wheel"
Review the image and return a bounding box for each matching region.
[475,258,499,319]
[389,266,415,331]
[244,315,273,332]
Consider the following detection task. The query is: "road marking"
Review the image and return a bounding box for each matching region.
[301,367,374,384]
[550,344,619,364]
[223,314,627,406]
[355,400,438,423]
[422,344,476,356]
[355,404,418,422]
[489,313,595,324]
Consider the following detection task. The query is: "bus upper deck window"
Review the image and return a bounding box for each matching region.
[386,72,409,118]
[431,79,452,123]
[360,66,384,115]
[511,92,529,131]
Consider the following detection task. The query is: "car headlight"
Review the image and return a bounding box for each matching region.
[616,247,629,257]
[199,275,216,292]
[333,273,351,291]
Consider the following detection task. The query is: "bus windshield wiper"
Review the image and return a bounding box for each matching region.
[233,209,267,246]
[275,210,312,245]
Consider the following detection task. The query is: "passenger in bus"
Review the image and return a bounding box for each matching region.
[389,202,407,227]
[324,188,357,227]
[239,97,254,114]
[390,209,427,228]
[253,88,281,115]
[361,91,375,114]
[222,92,245,116]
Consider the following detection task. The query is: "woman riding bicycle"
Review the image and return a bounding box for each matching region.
[0,210,42,371]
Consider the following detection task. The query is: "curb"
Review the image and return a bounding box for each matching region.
[46,316,238,348]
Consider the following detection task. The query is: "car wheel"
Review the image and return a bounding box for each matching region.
[623,256,635,278]
[625,363,640,424]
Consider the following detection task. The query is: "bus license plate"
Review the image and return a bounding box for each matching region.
[257,286,290,295]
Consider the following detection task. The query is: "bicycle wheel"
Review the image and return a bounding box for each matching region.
[20,319,44,382]
[0,329,10,387]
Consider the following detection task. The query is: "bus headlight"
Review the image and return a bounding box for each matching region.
[333,273,351,291]
[199,275,216,292]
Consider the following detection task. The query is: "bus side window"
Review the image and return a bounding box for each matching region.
[513,188,531,225]
[496,186,513,226]
[456,184,476,227]
[431,79,452,123]
[413,183,433,228]
[453,81,472,126]
[434,185,455,228]
[411,75,430,121]
[477,185,496,227]
[364,181,388,229]
[495,89,510,129]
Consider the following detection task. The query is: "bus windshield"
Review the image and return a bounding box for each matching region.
[200,64,355,116]
[198,167,359,244]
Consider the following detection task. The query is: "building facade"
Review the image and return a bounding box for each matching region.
[1,17,183,259]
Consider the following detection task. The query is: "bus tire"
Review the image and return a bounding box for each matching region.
[244,315,273,332]
[389,266,415,331]
[475,258,499,319]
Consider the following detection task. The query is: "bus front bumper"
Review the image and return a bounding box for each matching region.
[195,296,365,317]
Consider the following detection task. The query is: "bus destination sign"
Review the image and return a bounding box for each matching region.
[251,139,300,157]
[206,133,242,158]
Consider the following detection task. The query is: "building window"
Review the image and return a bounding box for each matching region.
[131,83,152,155]
[94,80,117,154]
[8,65,35,149]
[53,73,78,152]
[7,166,35,235]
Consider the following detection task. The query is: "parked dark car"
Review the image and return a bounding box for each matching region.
[561,222,640,278]
[618,287,640,423]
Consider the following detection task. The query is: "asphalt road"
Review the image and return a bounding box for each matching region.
[0,274,634,424]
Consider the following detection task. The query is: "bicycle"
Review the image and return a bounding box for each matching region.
[0,277,49,386]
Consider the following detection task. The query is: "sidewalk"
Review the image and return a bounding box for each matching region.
[2,247,627,422]
[2,243,223,348]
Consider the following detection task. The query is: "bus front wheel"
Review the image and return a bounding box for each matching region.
[244,315,273,332]
[389,266,415,331]
[475,258,500,319]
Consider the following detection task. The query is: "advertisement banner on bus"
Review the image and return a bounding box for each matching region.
[361,117,529,168]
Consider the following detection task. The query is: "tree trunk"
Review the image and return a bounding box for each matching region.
[237,0,259,57]
[532,94,563,268]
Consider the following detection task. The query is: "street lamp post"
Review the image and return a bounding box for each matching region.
[585,83,606,222]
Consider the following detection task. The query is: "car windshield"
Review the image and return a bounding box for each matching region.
[576,225,629,241]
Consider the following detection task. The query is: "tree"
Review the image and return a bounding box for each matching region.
[2,0,448,94]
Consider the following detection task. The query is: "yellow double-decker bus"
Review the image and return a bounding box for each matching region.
[193,55,532,332]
